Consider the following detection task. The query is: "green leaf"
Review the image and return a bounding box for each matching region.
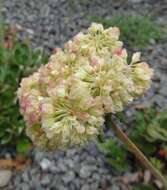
[0,24,48,147]
[133,184,154,190]
[150,157,164,171]
[16,138,31,154]
[98,139,128,171]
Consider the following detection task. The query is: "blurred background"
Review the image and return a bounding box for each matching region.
[0,0,167,189]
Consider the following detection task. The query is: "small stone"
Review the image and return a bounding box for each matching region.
[58,161,67,172]
[58,185,68,190]
[34,151,44,162]
[81,184,90,190]
[73,155,79,162]
[149,38,156,45]
[159,85,167,97]
[80,166,91,178]
[41,175,51,186]
[30,168,38,175]
[54,150,65,160]
[91,182,99,189]
[15,24,23,31]
[20,183,29,190]
[14,176,21,186]
[50,176,62,188]
[41,4,50,17]
[50,165,60,173]
[92,173,100,181]
[64,159,74,168]
[99,168,108,174]
[73,179,80,189]
[152,95,167,108]
[5,153,12,159]
[111,184,120,190]
[31,182,45,190]
[86,156,96,164]
[26,28,34,35]
[66,149,76,157]
[128,0,142,3]
[62,171,75,184]
[22,171,29,182]
[39,158,52,171]
[0,170,12,187]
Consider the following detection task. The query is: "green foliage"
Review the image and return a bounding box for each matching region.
[133,183,154,190]
[0,25,48,152]
[16,137,32,154]
[128,107,157,154]
[145,110,167,143]
[89,14,166,48]
[129,108,167,154]
[99,107,167,176]
[99,139,128,171]
[150,157,164,171]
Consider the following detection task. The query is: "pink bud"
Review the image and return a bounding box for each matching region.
[113,48,123,56]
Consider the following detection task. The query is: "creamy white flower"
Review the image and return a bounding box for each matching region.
[18,23,152,150]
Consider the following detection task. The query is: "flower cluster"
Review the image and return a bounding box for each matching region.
[17,23,153,150]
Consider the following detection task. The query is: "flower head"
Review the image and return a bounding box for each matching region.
[18,23,153,150]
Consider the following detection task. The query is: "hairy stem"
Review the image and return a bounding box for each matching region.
[109,115,167,189]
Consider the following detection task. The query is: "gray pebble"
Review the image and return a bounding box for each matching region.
[58,161,67,172]
[40,4,50,17]
[90,182,99,190]
[20,183,30,190]
[64,159,75,168]
[22,171,29,183]
[160,84,167,97]
[0,170,12,188]
[80,166,91,178]
[152,95,167,108]
[41,175,51,186]
[81,184,90,190]
[112,184,120,190]
[58,185,69,190]
[62,171,75,184]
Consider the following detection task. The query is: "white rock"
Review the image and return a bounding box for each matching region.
[39,158,52,171]
[0,170,12,187]
[26,29,34,35]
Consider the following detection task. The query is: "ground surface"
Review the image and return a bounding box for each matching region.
[1,0,167,189]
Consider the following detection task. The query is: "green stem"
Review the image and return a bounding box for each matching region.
[109,115,167,189]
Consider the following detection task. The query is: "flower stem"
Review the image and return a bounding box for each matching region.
[109,115,167,189]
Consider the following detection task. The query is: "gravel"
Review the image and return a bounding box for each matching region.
[1,0,167,189]
[2,0,167,52]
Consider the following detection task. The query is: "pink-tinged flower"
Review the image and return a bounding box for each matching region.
[105,27,120,38]
[113,48,123,56]
[113,48,127,58]
[52,47,61,54]
[27,113,40,126]
[17,23,153,150]
[90,56,99,66]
